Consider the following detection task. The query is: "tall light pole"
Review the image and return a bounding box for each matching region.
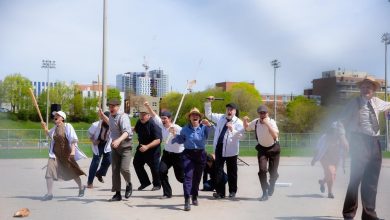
[382,32,390,151]
[271,59,281,121]
[101,0,108,110]
[41,60,56,126]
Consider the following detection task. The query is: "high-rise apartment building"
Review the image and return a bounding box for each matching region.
[116,69,168,97]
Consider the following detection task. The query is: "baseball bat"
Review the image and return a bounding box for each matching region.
[28,88,44,123]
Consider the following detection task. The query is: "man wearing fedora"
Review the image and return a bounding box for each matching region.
[341,76,389,220]
[99,98,133,201]
[204,96,244,199]
[133,105,162,191]
[243,105,280,202]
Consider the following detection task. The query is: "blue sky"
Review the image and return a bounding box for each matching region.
[1,0,389,94]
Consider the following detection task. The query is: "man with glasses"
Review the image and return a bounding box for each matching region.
[243,105,280,201]
[99,99,133,201]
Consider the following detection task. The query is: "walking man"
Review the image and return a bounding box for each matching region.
[144,101,184,198]
[87,111,112,188]
[204,97,244,199]
[341,76,388,220]
[243,105,280,201]
[133,105,162,191]
[99,99,133,201]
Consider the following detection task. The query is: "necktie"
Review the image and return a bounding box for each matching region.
[367,100,379,134]
[217,119,231,144]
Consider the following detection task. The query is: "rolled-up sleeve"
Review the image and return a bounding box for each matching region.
[120,115,133,138]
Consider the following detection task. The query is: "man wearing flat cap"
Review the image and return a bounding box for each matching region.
[99,98,133,201]
[243,104,280,202]
[143,101,184,199]
[205,96,244,199]
[133,104,162,191]
[340,76,389,220]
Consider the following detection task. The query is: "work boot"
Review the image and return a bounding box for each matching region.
[192,195,198,206]
[125,182,132,198]
[259,190,268,201]
[184,197,191,211]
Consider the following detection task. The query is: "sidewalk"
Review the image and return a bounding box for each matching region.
[0,157,389,220]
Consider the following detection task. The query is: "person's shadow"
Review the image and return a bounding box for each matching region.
[275,216,343,220]
[286,193,324,198]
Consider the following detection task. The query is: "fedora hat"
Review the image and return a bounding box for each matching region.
[186,107,203,119]
[356,76,381,91]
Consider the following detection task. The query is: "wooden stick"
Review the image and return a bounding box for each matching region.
[28,88,44,123]
[97,74,101,109]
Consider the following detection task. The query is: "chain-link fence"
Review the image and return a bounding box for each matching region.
[0,129,387,156]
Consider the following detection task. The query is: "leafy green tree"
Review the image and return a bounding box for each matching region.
[70,86,84,121]
[285,96,323,132]
[229,82,262,119]
[0,73,31,113]
[107,88,121,102]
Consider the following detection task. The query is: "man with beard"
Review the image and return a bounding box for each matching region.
[204,97,244,199]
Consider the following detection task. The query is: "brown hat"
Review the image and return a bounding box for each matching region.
[356,76,381,91]
[107,99,120,106]
[138,106,149,114]
[186,107,203,119]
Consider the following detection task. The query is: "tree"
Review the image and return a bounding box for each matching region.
[0,73,31,113]
[107,88,121,102]
[285,96,323,133]
[229,82,262,119]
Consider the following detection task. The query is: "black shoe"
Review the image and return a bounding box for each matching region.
[159,195,172,199]
[138,184,150,190]
[192,196,198,206]
[259,192,268,201]
[110,193,122,201]
[125,183,133,198]
[228,192,236,198]
[78,186,86,197]
[151,185,161,191]
[42,194,53,201]
[184,198,191,211]
[268,184,275,196]
[213,193,225,199]
[319,180,325,193]
[96,174,104,183]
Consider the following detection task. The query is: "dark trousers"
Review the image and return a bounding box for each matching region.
[159,150,184,197]
[343,133,382,220]
[257,143,280,193]
[215,143,238,196]
[133,149,161,187]
[88,141,111,184]
[111,146,132,192]
[182,149,206,198]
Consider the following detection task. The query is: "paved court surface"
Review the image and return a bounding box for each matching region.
[0,157,389,220]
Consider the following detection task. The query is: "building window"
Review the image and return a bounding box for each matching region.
[152,102,157,106]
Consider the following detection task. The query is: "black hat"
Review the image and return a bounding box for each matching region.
[160,111,172,118]
[257,105,268,113]
[107,99,120,106]
[226,103,238,110]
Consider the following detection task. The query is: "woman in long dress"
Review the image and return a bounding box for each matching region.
[41,111,87,200]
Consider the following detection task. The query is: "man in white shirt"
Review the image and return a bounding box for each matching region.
[243,105,280,201]
[144,102,184,199]
[205,97,244,199]
[341,77,388,220]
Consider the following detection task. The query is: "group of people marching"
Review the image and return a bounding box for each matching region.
[39,76,388,219]
[39,96,281,211]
